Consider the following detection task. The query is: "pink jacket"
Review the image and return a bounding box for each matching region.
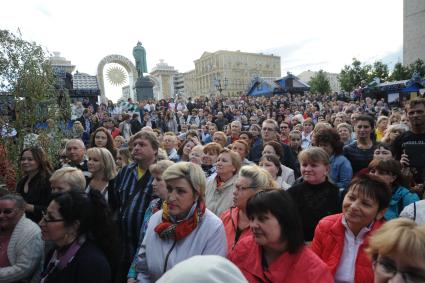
[220,207,252,253]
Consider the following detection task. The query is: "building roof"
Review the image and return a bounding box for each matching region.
[73,72,99,90]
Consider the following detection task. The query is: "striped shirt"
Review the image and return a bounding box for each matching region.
[115,163,153,258]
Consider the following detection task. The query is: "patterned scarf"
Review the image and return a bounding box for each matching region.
[154,200,206,241]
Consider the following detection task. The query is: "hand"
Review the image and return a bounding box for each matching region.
[400,153,410,167]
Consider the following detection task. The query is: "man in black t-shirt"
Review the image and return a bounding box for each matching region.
[393,98,425,185]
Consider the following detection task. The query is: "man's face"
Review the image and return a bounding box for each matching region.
[0,200,22,231]
[407,104,425,130]
[66,141,85,163]
[162,135,176,151]
[131,138,157,164]
[261,122,277,142]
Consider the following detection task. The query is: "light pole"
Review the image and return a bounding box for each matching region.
[213,76,228,97]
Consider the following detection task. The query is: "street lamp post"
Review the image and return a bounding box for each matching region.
[213,76,228,97]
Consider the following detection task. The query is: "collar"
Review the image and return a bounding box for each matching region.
[341,215,372,240]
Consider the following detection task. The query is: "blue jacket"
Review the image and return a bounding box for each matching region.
[385,186,419,220]
[330,154,353,189]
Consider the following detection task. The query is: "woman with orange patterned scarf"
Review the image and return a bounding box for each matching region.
[134,162,227,283]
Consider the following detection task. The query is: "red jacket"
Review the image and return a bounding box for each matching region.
[311,213,384,283]
[220,207,252,253]
[110,127,121,138]
[228,235,334,283]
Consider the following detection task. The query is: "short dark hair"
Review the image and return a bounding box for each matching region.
[263,141,284,163]
[356,114,375,129]
[260,154,282,176]
[346,174,392,211]
[314,128,344,155]
[246,189,304,253]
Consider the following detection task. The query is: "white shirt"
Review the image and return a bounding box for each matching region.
[334,217,371,283]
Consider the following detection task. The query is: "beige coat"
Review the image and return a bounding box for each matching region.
[205,174,238,216]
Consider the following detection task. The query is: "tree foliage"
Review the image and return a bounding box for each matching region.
[0,29,71,182]
[338,58,371,92]
[370,61,389,82]
[309,70,331,94]
[390,62,410,81]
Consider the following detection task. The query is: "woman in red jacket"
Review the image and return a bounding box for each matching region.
[220,165,277,253]
[228,189,333,283]
[311,174,392,283]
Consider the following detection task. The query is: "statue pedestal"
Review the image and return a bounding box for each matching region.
[134,76,154,101]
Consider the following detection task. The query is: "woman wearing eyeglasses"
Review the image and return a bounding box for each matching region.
[367,218,425,283]
[39,189,119,283]
[220,165,277,253]
[16,146,53,223]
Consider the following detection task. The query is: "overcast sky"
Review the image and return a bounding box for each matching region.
[1,0,403,101]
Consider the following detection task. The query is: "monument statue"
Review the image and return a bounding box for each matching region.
[133,41,147,78]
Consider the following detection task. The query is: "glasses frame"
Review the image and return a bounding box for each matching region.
[41,211,65,224]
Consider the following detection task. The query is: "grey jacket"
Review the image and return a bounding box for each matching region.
[136,209,227,283]
[0,215,43,283]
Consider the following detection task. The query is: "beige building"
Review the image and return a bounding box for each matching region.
[403,0,425,65]
[297,70,341,93]
[150,60,177,100]
[183,50,281,97]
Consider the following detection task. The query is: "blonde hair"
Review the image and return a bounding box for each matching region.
[219,148,242,174]
[162,162,206,201]
[149,160,174,175]
[298,146,330,166]
[87,147,117,181]
[367,218,425,261]
[337,122,352,133]
[50,167,86,190]
[157,148,169,161]
[239,165,278,189]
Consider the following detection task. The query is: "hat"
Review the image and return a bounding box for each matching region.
[156,255,247,283]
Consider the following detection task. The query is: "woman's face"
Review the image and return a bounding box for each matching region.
[373,147,393,160]
[183,141,195,156]
[355,120,372,139]
[166,177,197,220]
[233,176,256,210]
[378,119,388,131]
[20,150,39,174]
[249,126,260,137]
[369,168,397,186]
[317,142,334,156]
[152,172,168,200]
[342,188,384,233]
[388,129,403,142]
[373,252,425,283]
[94,131,108,147]
[232,143,247,160]
[216,153,236,176]
[189,148,203,165]
[239,134,251,145]
[338,127,351,141]
[202,151,218,166]
[300,161,329,184]
[334,117,343,126]
[116,153,125,168]
[114,137,124,148]
[250,211,282,249]
[87,153,103,175]
[289,135,301,149]
[262,145,276,156]
[259,160,279,179]
[39,201,77,247]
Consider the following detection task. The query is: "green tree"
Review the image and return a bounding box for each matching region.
[390,62,410,81]
[309,70,331,94]
[338,58,372,92]
[370,61,389,82]
[0,29,71,177]
[407,58,425,78]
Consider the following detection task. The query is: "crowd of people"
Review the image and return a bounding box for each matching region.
[1,92,425,283]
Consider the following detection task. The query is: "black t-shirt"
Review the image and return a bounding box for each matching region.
[392,131,425,183]
[343,141,376,175]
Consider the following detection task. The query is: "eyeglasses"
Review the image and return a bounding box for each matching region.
[262,127,275,132]
[374,257,425,283]
[0,208,15,215]
[41,211,64,223]
[280,126,289,129]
